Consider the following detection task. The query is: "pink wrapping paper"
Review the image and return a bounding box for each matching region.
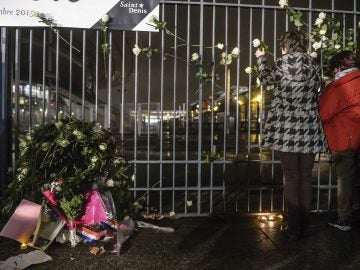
[78,190,107,225]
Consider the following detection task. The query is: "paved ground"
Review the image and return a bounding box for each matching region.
[1,213,360,270]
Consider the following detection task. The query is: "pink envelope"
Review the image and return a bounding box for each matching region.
[0,200,42,243]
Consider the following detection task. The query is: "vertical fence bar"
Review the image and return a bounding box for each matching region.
[14,29,21,163]
[209,0,216,214]
[197,0,204,215]
[81,30,86,121]
[95,31,99,122]
[159,4,166,215]
[172,4,178,212]
[120,31,126,140]
[69,30,73,116]
[28,29,33,131]
[133,31,139,199]
[0,27,12,194]
[107,31,112,129]
[55,31,60,121]
[41,30,46,124]
[146,31,152,214]
[184,3,190,215]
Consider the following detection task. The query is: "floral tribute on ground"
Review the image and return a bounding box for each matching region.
[0,118,142,252]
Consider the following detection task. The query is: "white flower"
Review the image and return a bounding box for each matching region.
[319,29,327,36]
[231,47,240,57]
[131,174,135,182]
[91,156,98,163]
[334,44,341,50]
[101,14,110,24]
[252,38,261,48]
[221,54,232,65]
[318,12,326,20]
[169,211,176,217]
[322,42,327,48]
[256,78,261,87]
[72,130,84,140]
[245,67,252,74]
[279,0,288,8]
[221,52,227,58]
[92,122,102,133]
[310,51,317,58]
[216,43,224,50]
[99,143,107,151]
[106,179,114,187]
[312,42,322,50]
[191,52,200,61]
[132,44,141,56]
[149,15,157,23]
[54,121,63,129]
[30,11,40,17]
[314,18,323,26]
[186,200,193,207]
[321,35,327,42]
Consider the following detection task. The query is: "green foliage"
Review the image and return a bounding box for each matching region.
[1,118,138,219]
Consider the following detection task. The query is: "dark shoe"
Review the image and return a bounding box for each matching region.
[328,217,351,231]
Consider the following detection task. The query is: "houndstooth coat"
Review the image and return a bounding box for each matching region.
[257,52,328,154]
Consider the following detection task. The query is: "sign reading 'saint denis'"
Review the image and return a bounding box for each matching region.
[0,0,159,31]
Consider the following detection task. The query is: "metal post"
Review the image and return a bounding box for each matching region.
[0,27,12,196]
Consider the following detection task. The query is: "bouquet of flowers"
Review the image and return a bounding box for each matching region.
[1,118,141,222]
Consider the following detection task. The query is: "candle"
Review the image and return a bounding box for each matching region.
[20,243,27,250]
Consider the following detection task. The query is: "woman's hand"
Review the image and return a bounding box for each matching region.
[255,48,266,58]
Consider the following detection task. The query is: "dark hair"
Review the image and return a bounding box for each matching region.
[279,31,307,54]
[329,50,360,73]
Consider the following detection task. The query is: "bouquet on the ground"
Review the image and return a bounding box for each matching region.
[1,117,142,224]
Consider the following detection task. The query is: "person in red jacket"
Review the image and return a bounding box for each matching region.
[319,50,360,231]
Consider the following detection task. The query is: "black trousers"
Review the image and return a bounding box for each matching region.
[279,152,315,233]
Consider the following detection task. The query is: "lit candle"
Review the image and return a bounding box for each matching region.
[20,243,27,250]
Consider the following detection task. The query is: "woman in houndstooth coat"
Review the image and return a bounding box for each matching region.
[255,31,328,239]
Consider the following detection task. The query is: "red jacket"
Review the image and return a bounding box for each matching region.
[319,70,360,152]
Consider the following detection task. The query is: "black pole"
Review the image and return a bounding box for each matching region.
[0,27,12,197]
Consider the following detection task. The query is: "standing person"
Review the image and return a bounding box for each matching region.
[319,50,360,231]
[255,31,328,239]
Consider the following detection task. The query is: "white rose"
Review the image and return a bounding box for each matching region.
[278,0,288,8]
[106,179,114,187]
[334,44,341,50]
[225,54,232,65]
[221,52,227,58]
[245,67,252,74]
[231,47,240,57]
[132,44,141,56]
[101,14,110,23]
[310,51,317,58]
[252,38,261,48]
[318,12,326,20]
[149,15,157,23]
[319,29,326,36]
[99,143,107,151]
[312,42,321,50]
[216,43,224,50]
[191,52,200,61]
[314,18,323,26]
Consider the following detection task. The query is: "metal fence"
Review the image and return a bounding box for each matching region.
[1,0,359,216]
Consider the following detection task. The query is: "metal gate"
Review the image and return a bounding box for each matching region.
[1,0,359,216]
